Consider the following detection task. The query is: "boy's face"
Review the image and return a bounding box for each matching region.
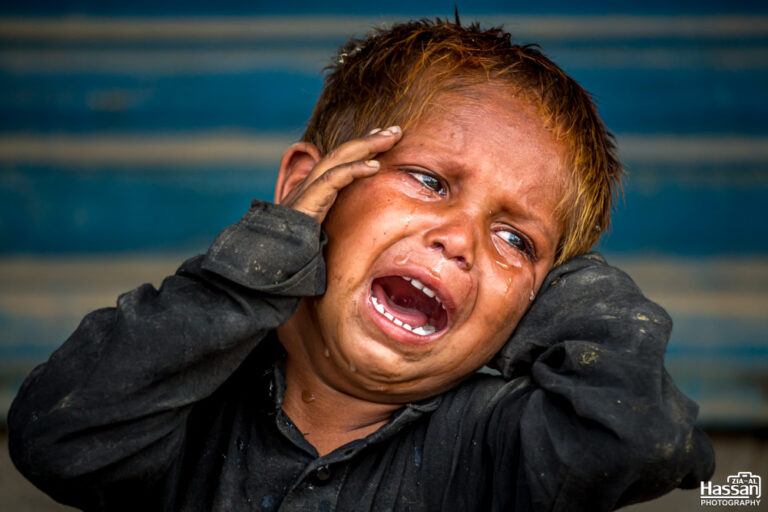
[297,90,567,403]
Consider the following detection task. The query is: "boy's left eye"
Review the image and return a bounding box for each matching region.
[496,228,534,258]
[406,170,446,196]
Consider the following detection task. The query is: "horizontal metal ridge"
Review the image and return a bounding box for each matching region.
[3,133,768,165]
[1,15,767,41]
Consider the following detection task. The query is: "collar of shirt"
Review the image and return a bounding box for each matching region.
[263,334,443,463]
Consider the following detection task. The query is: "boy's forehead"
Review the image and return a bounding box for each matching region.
[398,89,565,169]
[403,87,551,145]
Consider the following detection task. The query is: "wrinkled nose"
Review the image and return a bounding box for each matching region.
[424,219,475,270]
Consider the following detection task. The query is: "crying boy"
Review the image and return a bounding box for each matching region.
[9,19,714,512]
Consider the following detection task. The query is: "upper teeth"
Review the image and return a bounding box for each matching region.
[370,295,436,336]
[401,277,443,306]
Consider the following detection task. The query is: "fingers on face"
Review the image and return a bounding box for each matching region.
[309,126,402,181]
[292,159,382,219]
[310,159,381,199]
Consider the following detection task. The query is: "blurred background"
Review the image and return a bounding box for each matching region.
[1,1,766,511]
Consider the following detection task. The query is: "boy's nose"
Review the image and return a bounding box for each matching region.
[424,220,475,270]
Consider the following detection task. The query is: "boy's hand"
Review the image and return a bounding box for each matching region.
[281,126,403,223]
[491,252,672,377]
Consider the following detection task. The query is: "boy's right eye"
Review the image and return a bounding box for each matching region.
[405,170,447,196]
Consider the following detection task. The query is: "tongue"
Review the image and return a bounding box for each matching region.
[372,281,429,327]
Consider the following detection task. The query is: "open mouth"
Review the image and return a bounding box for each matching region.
[369,275,449,336]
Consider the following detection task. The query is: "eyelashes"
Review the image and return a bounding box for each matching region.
[401,167,536,261]
[405,169,447,196]
[494,228,536,260]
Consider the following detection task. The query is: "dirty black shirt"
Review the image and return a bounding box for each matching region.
[8,200,714,511]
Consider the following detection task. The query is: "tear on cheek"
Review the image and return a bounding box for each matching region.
[487,271,536,308]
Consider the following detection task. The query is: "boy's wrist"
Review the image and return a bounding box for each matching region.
[200,200,326,296]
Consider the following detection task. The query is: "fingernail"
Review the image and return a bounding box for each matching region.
[379,125,401,137]
[364,160,380,168]
[369,128,382,135]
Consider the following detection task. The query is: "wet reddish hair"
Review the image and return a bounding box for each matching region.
[302,19,623,264]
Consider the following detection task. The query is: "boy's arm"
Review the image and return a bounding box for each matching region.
[488,253,715,511]
[7,128,402,509]
[7,200,325,508]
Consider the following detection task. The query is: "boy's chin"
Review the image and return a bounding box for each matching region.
[329,329,491,403]
[333,360,465,404]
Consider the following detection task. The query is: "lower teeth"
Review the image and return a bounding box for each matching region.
[371,296,436,336]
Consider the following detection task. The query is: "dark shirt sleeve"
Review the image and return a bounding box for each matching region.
[487,253,715,511]
[7,200,325,510]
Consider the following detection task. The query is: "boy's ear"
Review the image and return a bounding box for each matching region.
[274,142,322,203]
